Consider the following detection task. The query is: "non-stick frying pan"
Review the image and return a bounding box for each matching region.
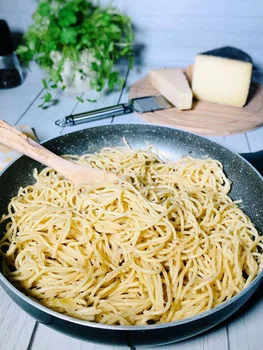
[0,124,262,347]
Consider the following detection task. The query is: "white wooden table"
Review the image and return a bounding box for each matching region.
[1,1,263,349]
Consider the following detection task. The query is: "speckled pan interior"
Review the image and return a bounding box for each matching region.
[0,124,263,346]
[0,124,262,233]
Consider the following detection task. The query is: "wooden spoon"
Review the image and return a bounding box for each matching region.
[0,120,119,186]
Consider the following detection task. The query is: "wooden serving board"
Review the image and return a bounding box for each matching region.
[129,74,263,136]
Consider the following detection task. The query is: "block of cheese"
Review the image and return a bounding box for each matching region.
[187,64,194,83]
[149,68,193,110]
[192,47,253,107]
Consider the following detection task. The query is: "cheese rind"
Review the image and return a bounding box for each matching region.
[202,46,252,63]
[149,68,193,110]
[192,54,252,107]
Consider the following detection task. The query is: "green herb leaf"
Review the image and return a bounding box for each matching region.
[61,28,77,45]
[38,2,51,17]
[16,45,28,54]
[42,78,48,89]
[108,71,119,90]
[58,7,77,27]
[44,92,52,102]
[38,91,52,108]
[86,98,97,103]
[76,96,84,103]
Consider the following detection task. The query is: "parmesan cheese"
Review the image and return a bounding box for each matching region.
[149,68,193,110]
[192,47,252,107]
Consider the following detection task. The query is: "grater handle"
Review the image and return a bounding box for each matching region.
[55,104,132,127]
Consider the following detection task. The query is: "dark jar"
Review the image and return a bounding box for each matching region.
[0,20,23,89]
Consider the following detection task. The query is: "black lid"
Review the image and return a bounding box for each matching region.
[0,20,14,56]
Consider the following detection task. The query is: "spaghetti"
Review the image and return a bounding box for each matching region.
[0,147,262,325]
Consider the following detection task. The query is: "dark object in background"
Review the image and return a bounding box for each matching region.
[0,20,23,89]
[202,46,253,64]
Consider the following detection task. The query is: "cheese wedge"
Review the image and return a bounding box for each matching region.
[192,47,252,107]
[149,68,193,110]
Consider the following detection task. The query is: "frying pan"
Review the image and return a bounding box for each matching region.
[0,124,262,347]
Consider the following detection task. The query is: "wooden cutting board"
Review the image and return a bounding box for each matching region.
[128,73,263,136]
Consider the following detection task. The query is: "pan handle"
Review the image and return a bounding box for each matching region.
[240,150,263,176]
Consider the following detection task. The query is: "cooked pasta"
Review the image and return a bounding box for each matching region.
[0,147,262,326]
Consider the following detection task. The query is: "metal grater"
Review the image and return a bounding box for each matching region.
[55,95,173,127]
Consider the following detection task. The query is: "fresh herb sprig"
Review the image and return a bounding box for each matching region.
[17,0,134,107]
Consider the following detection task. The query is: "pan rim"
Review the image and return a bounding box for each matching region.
[0,123,262,331]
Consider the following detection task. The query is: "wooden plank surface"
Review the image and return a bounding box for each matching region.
[0,289,36,350]
[1,1,263,349]
[2,63,44,125]
[32,323,125,350]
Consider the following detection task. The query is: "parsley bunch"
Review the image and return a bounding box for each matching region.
[17,0,134,106]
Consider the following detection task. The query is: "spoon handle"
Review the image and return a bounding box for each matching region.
[0,120,88,182]
[0,120,66,167]
[0,120,118,186]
